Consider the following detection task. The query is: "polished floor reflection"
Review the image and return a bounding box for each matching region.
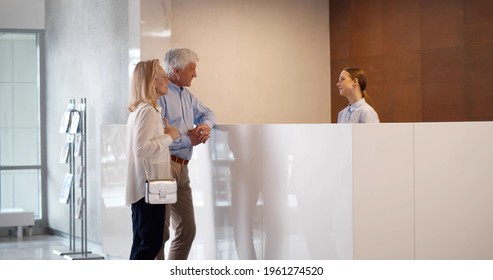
[0,234,106,260]
[0,232,245,260]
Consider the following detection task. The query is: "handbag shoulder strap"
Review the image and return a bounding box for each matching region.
[143,159,151,182]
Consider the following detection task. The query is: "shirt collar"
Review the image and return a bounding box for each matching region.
[349,98,366,111]
[168,81,183,94]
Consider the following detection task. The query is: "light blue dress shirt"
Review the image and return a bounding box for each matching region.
[337,98,379,123]
[157,82,216,160]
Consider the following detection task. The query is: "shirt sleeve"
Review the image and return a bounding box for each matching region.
[191,94,216,129]
[359,107,380,123]
[337,108,346,123]
[173,131,192,149]
[133,106,172,158]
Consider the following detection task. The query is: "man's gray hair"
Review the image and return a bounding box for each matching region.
[164,48,199,77]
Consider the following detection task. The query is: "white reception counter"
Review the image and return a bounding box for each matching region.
[100,122,493,260]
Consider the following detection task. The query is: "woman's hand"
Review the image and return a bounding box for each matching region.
[163,117,179,140]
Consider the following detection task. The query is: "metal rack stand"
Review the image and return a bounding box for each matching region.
[53,98,104,260]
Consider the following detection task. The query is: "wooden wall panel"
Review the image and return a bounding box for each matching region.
[421,47,465,121]
[329,0,350,60]
[464,0,493,44]
[349,0,383,58]
[420,0,464,50]
[382,0,421,53]
[330,0,493,122]
[383,52,422,122]
[465,41,493,120]
[464,1,493,121]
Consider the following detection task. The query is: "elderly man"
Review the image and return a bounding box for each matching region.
[156,48,216,260]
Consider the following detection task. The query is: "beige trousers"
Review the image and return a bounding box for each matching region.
[156,161,196,260]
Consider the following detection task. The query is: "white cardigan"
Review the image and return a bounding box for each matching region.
[125,102,173,205]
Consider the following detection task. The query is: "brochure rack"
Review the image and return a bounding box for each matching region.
[53,98,104,260]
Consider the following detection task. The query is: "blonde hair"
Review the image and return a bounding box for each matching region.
[127,59,161,112]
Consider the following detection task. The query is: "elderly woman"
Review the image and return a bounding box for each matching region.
[125,59,179,260]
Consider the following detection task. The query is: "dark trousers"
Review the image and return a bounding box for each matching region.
[130,197,166,260]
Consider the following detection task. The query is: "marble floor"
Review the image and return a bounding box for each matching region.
[0,231,251,260]
[0,234,107,260]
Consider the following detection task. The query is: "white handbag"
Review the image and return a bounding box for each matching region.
[145,179,177,204]
[143,159,177,204]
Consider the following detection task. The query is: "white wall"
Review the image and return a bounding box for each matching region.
[0,0,45,29]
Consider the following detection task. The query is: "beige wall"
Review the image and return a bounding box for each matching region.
[141,0,331,124]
